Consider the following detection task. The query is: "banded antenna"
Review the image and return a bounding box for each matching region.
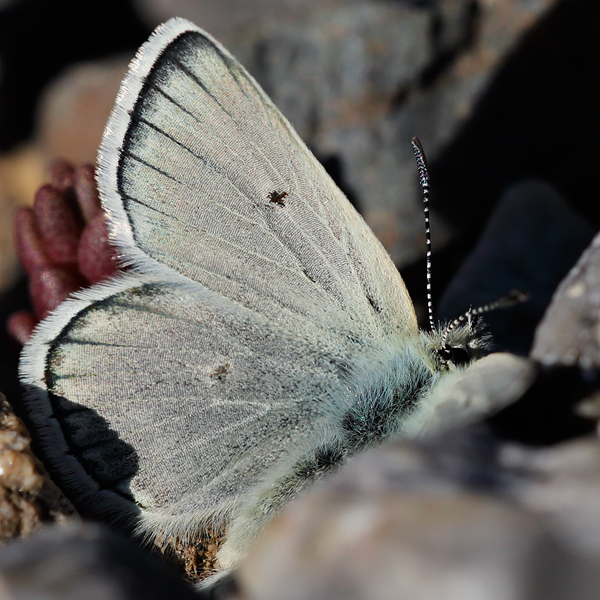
[440,290,530,348]
[411,137,530,344]
[411,136,436,332]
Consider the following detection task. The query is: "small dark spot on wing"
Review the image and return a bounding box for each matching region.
[268,190,288,206]
[211,363,231,381]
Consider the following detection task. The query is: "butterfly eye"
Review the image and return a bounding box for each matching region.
[439,345,471,367]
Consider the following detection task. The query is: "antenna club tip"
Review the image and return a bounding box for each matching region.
[507,289,531,304]
[411,137,428,171]
[411,136,424,153]
[494,290,531,309]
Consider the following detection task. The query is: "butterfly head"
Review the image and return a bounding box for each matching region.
[423,316,490,372]
[420,289,528,372]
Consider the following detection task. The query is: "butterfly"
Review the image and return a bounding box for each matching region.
[19,17,528,587]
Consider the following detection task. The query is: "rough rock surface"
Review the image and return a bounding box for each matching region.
[0,394,76,542]
[234,431,600,600]
[0,522,201,600]
[532,230,600,369]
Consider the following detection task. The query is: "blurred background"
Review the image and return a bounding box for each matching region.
[1,0,599,403]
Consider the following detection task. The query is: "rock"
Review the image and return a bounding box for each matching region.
[406,352,537,436]
[499,437,600,599]
[0,521,202,600]
[532,229,600,369]
[235,430,600,600]
[0,394,76,541]
[438,180,596,355]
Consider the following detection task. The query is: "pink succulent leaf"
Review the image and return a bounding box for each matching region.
[8,160,121,344]
[13,207,53,275]
[73,164,102,223]
[78,212,118,284]
[29,266,88,321]
[49,159,75,193]
[7,311,38,346]
[33,184,84,266]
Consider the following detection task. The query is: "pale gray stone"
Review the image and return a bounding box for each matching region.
[532,230,600,368]
[235,432,600,600]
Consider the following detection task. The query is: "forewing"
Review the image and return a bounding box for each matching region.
[98,18,417,341]
[20,275,352,534]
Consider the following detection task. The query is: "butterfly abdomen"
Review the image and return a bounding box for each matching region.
[219,346,437,568]
[339,347,435,452]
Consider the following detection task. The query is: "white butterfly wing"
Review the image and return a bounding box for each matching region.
[22,275,355,537]
[21,17,422,569]
[98,18,416,339]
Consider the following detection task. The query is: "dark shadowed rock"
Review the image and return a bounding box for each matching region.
[438,181,596,356]
[0,521,202,600]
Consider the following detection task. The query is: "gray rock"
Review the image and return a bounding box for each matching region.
[438,181,596,355]
[411,353,537,436]
[532,230,600,368]
[234,431,600,600]
[0,522,201,600]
